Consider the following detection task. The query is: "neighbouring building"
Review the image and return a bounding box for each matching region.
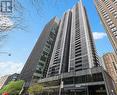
[94,0,117,55]
[103,52,117,86]
[0,73,19,89]
[20,17,59,85]
[0,75,10,89]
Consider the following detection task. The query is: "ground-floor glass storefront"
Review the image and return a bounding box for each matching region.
[41,84,107,95]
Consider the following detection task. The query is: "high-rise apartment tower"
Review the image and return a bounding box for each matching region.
[20,17,59,84]
[37,1,116,95]
[94,0,117,55]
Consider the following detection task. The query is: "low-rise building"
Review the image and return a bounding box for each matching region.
[0,73,19,89]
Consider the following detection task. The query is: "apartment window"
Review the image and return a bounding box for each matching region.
[111,9,116,13]
[115,15,117,18]
[42,51,48,56]
[38,62,44,67]
[75,42,81,46]
[53,61,58,65]
[70,67,74,71]
[108,6,112,10]
[113,32,117,36]
[33,76,40,79]
[51,25,57,33]
[75,36,80,39]
[103,12,108,16]
[75,60,82,64]
[111,27,117,32]
[105,16,109,20]
[36,69,42,74]
[75,64,82,68]
[107,4,111,8]
[75,68,82,71]
[75,38,80,41]
[75,43,81,47]
[75,39,81,43]
[113,31,117,38]
[49,32,55,39]
[109,24,115,28]
[108,21,113,25]
[115,36,117,38]
[103,13,108,17]
[114,1,117,5]
[113,0,117,3]
[75,48,81,52]
[44,46,50,53]
[75,57,82,61]
[100,8,104,12]
[54,56,58,59]
[114,11,117,15]
[63,77,74,85]
[75,50,81,55]
[75,53,81,58]
[109,8,114,12]
[75,32,80,36]
[104,0,108,3]
[75,46,81,50]
[54,59,60,64]
[106,18,111,22]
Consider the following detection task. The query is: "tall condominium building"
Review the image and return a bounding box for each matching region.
[98,57,107,70]
[103,52,117,86]
[47,1,98,78]
[37,1,116,95]
[20,17,59,84]
[94,0,117,55]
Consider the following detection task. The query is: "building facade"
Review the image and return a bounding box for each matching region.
[0,73,19,89]
[103,52,117,86]
[94,0,117,55]
[0,75,10,89]
[3,73,20,85]
[37,1,116,95]
[19,0,117,94]
[20,17,59,84]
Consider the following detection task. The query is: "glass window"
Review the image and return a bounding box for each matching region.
[63,77,74,85]
[92,73,103,81]
[40,56,47,62]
